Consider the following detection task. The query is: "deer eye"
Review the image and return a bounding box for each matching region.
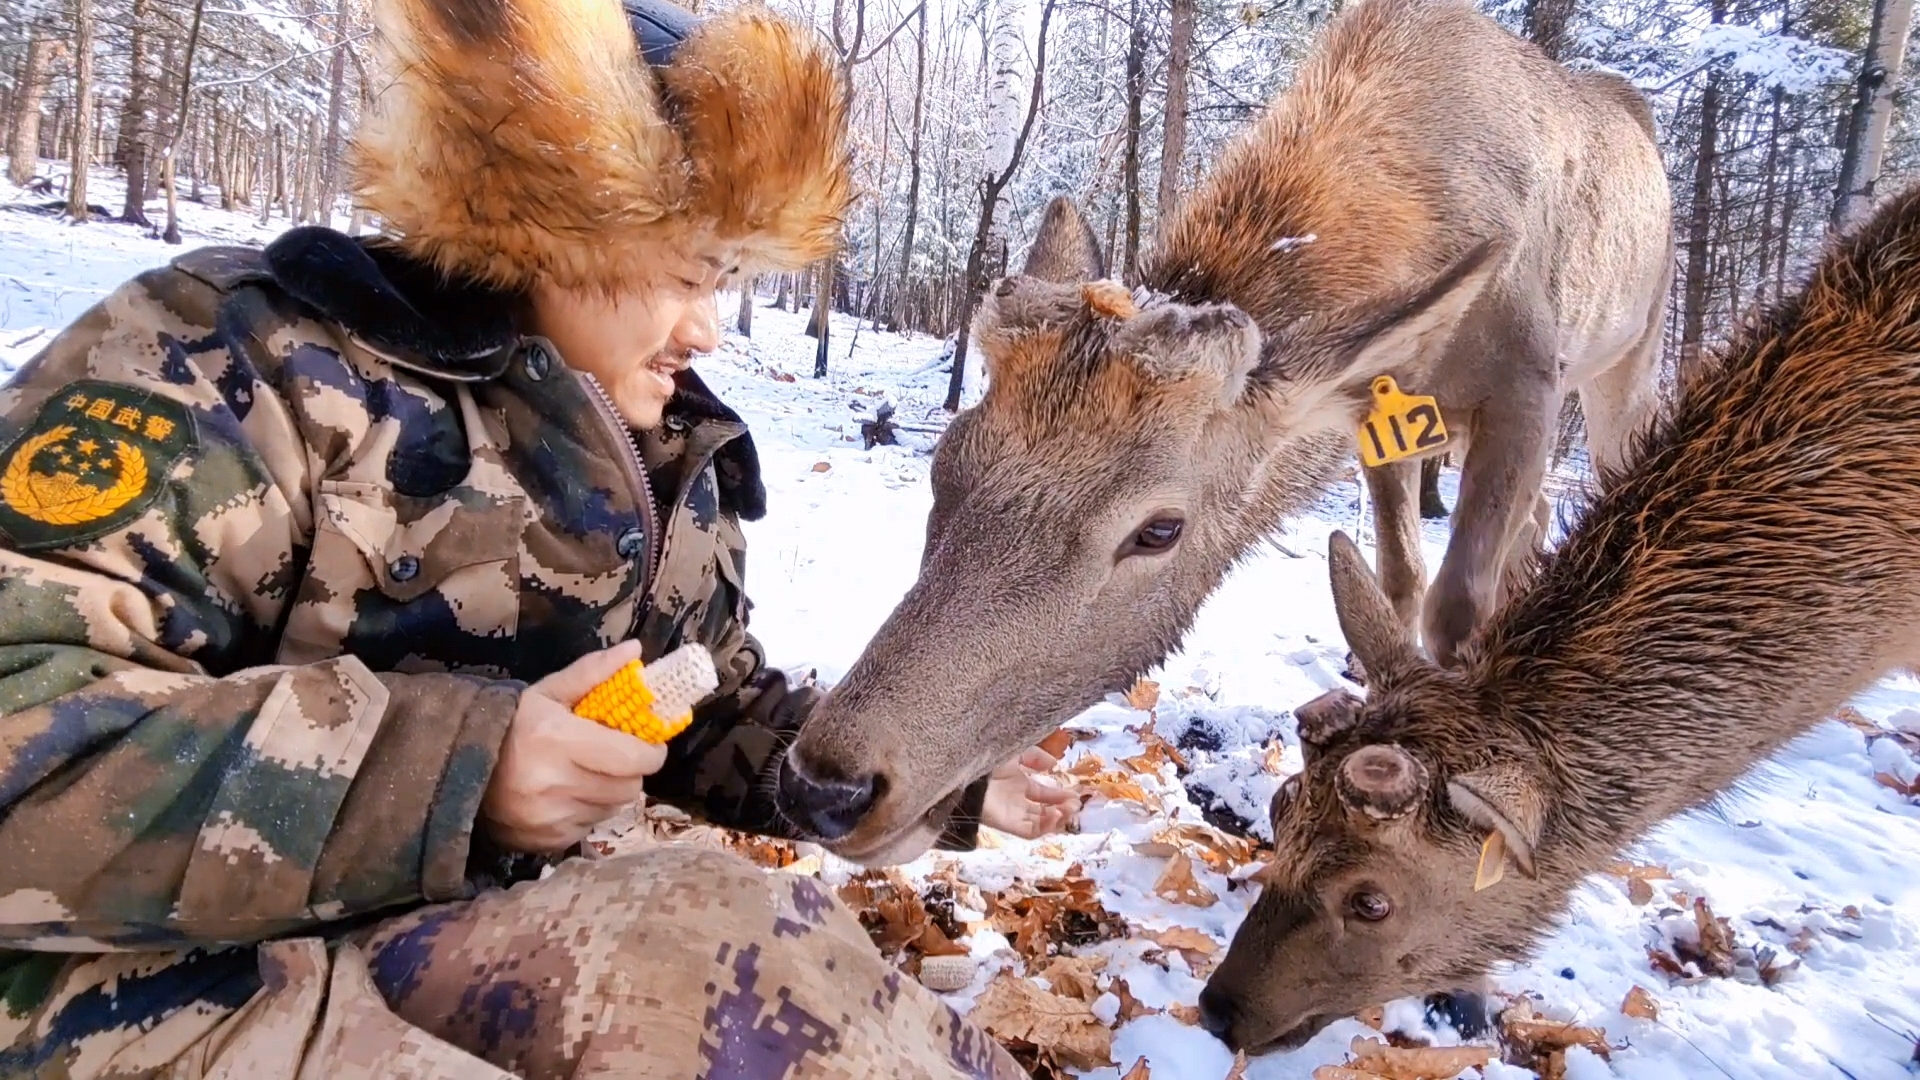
[1121,516,1185,558]
[1349,890,1393,922]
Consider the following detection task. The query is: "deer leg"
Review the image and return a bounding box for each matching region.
[1424,406,1551,667]
[1366,458,1427,630]
[1572,292,1664,481]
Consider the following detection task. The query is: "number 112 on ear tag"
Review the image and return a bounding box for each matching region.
[1358,376,1450,467]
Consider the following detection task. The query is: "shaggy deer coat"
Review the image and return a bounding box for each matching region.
[1200,180,1920,1055]
[777,0,1671,864]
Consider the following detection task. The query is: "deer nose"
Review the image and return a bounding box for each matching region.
[776,756,879,841]
[1197,987,1237,1044]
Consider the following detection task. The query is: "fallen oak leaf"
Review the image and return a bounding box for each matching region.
[1153,853,1220,907]
[1225,1049,1250,1079]
[1038,729,1076,759]
[1261,740,1289,776]
[1166,1002,1203,1026]
[1109,977,1160,1023]
[1620,985,1659,1021]
[1311,1069,1392,1080]
[969,971,1114,1071]
[1145,924,1219,969]
[1349,1035,1493,1078]
[1125,678,1161,711]
[1120,1058,1152,1080]
[1030,954,1108,1003]
[1355,1004,1386,1030]
[1503,1019,1611,1058]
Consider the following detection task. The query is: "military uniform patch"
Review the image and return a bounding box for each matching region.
[0,380,195,550]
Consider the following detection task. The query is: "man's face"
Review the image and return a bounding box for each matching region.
[531,252,731,429]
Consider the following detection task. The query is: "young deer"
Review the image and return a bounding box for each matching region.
[776,0,1669,864]
[1199,182,1920,1055]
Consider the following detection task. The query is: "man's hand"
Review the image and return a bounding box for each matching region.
[979,747,1079,839]
[481,640,668,853]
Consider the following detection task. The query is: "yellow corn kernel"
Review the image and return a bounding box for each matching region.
[575,643,719,744]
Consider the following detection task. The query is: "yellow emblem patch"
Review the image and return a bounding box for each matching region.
[0,381,194,550]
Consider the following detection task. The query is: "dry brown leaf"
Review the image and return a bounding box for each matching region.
[1628,877,1655,905]
[1030,954,1108,1003]
[1109,977,1160,1023]
[913,921,972,958]
[1312,1069,1392,1080]
[1133,823,1256,873]
[1686,897,1737,978]
[1125,678,1162,711]
[970,971,1114,1070]
[1349,1035,1493,1078]
[1166,1002,1203,1026]
[1068,754,1109,778]
[1787,927,1818,955]
[1620,985,1659,1021]
[1261,740,1289,776]
[838,870,932,956]
[1153,853,1220,907]
[811,461,832,473]
[1036,842,1068,860]
[1504,1019,1611,1057]
[1832,705,1879,735]
[1146,925,1219,961]
[1083,771,1153,804]
[1875,771,1920,796]
[1356,1004,1386,1030]
[1122,724,1190,776]
[1224,1049,1250,1079]
[1038,729,1077,759]
[1120,1058,1152,1080]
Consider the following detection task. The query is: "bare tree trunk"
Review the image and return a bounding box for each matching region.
[774,273,791,311]
[1522,0,1578,62]
[317,0,353,228]
[1121,0,1145,281]
[737,276,755,337]
[1157,0,1194,222]
[1833,0,1915,227]
[7,34,58,187]
[161,0,209,245]
[945,0,1058,410]
[117,0,155,222]
[893,0,928,332]
[1678,25,1723,381]
[812,260,833,377]
[66,0,96,221]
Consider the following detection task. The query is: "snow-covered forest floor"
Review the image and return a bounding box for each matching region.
[3,174,1918,1080]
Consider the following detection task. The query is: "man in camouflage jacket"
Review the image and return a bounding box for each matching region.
[0,0,1050,1076]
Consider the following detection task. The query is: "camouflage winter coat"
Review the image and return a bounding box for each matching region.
[0,228,982,1003]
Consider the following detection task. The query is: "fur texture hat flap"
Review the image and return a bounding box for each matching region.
[352,0,851,293]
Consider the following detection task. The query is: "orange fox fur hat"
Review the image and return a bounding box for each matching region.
[352,0,852,293]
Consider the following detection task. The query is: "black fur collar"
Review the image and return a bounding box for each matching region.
[262,225,766,520]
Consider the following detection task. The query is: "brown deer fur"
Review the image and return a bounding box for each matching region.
[1201,181,1920,1054]
[781,0,1670,865]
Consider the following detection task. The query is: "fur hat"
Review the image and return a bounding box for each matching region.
[351,0,852,293]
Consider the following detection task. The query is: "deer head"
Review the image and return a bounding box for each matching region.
[776,200,1500,864]
[1198,531,1566,1053]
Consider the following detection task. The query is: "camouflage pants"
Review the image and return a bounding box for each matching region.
[0,847,1026,1080]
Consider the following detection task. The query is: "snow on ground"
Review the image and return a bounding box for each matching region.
[3,170,1918,1080]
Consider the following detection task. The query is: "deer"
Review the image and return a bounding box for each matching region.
[1197,181,1920,1054]
[772,0,1672,865]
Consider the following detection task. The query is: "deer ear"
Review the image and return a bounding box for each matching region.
[1447,764,1545,885]
[1335,743,1430,822]
[1268,240,1502,402]
[1328,531,1420,684]
[1111,301,1262,408]
[1339,240,1501,383]
[1023,196,1107,283]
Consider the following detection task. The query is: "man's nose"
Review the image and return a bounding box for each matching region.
[673,295,719,354]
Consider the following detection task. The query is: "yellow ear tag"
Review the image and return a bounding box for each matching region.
[1357,376,1449,467]
[1473,830,1508,892]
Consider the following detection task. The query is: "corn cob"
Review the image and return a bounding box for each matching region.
[574,642,718,743]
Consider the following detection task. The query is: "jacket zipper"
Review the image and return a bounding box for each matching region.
[578,370,662,603]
